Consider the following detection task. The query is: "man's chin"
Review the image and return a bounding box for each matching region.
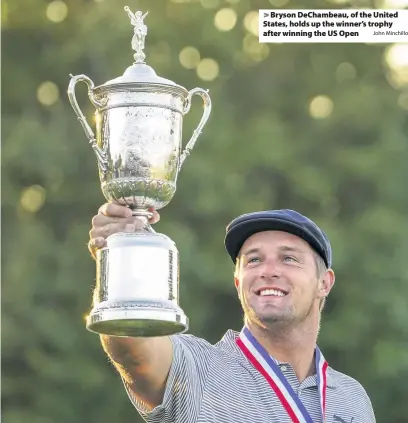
[255,302,292,318]
[243,301,296,326]
[258,313,293,325]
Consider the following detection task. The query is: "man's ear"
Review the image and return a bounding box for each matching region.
[319,269,335,299]
[234,257,242,294]
[234,276,239,291]
[234,276,242,301]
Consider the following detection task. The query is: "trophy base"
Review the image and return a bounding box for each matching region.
[86,303,189,337]
[89,231,189,337]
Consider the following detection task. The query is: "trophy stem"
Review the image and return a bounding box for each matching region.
[131,208,153,218]
[130,208,156,234]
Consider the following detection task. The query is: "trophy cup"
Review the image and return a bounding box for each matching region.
[67,7,211,337]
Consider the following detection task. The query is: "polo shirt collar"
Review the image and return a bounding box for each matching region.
[218,329,337,389]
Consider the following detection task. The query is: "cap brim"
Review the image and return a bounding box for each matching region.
[224,217,326,265]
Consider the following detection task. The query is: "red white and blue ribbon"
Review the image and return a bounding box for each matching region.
[236,327,328,423]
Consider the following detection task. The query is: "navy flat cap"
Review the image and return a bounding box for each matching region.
[224,209,332,268]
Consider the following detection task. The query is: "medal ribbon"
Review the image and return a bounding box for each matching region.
[236,327,328,423]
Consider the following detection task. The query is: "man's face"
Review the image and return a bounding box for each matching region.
[235,230,332,328]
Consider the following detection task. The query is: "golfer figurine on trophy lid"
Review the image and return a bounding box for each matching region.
[67,7,212,337]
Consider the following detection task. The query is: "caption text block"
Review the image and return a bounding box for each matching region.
[259,9,408,43]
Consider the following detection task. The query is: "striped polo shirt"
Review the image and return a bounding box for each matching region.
[123,329,376,423]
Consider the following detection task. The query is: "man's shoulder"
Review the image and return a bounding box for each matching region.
[328,367,374,410]
[329,367,368,390]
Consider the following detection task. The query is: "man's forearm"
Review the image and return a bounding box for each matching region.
[99,334,174,409]
[100,335,153,366]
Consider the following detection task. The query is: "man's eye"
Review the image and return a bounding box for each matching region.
[248,257,261,263]
[283,256,298,262]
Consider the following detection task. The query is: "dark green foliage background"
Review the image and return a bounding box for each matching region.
[3,0,408,422]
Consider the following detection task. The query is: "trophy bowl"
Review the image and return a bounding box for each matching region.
[67,7,211,337]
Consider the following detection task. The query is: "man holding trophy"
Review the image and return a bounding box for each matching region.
[70,7,376,423]
[88,205,376,423]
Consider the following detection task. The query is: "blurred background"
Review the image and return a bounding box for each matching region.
[3,0,408,422]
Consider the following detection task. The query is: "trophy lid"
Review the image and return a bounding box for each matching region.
[103,63,179,87]
[98,7,184,91]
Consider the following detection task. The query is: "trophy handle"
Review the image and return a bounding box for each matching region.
[179,88,212,169]
[67,74,109,175]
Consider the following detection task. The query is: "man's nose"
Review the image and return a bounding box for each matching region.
[260,260,281,279]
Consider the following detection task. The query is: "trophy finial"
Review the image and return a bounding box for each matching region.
[124,6,149,64]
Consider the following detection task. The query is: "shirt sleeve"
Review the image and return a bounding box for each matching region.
[122,334,212,423]
[361,388,376,423]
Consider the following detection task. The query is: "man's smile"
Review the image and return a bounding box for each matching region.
[255,286,288,297]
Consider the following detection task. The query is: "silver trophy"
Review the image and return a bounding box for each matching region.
[67,7,211,337]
